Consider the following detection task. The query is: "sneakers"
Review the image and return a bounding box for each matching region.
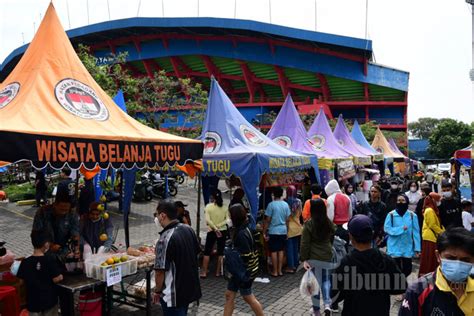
[323,306,332,316]
[330,302,340,313]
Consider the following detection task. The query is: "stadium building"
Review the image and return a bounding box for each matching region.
[0,17,409,132]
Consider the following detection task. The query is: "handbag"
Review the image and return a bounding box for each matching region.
[224,228,259,282]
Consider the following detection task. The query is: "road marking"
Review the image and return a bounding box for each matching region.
[0,206,34,220]
[109,210,137,220]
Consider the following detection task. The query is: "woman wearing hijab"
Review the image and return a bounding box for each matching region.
[383,193,421,280]
[419,192,445,276]
[284,185,302,274]
[344,183,358,214]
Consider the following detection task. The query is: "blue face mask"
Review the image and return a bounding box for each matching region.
[440,259,473,283]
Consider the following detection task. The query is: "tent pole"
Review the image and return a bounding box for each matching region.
[196,173,202,241]
[74,170,80,211]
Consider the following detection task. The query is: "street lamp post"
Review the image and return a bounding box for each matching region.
[467,1,474,82]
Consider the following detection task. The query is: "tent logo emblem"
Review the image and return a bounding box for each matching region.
[375,146,384,154]
[204,132,222,154]
[310,135,326,151]
[273,136,292,148]
[0,82,20,109]
[240,125,268,147]
[55,79,109,121]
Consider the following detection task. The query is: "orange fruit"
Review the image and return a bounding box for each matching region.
[106,258,115,265]
[97,204,105,212]
[99,234,108,242]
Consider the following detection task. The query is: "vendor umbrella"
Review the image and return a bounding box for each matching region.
[0,3,203,170]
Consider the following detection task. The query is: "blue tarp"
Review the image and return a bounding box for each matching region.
[201,80,317,221]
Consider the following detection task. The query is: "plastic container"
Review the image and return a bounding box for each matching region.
[84,254,137,281]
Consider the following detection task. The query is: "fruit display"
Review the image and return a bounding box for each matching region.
[102,212,109,220]
[99,234,108,242]
[84,253,137,281]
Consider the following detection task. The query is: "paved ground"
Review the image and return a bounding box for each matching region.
[0,179,411,315]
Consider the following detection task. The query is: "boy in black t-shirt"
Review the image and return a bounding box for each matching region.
[17,230,63,316]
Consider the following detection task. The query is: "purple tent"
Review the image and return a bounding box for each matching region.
[267,95,316,155]
[307,110,355,181]
[389,138,407,158]
[333,115,372,165]
[307,110,351,159]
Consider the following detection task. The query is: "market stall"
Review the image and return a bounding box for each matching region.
[307,110,354,185]
[266,94,320,185]
[201,79,317,222]
[454,144,473,201]
[371,128,405,175]
[0,3,202,314]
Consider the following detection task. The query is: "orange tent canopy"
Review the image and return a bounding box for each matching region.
[371,128,405,161]
[0,3,202,170]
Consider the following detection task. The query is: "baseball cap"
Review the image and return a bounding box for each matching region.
[348,215,374,242]
[174,201,188,208]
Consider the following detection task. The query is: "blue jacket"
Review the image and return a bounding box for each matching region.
[384,210,421,258]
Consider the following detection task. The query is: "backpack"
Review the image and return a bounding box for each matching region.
[330,235,347,268]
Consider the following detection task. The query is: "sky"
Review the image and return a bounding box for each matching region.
[1,0,473,123]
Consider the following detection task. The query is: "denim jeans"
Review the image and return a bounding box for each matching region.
[160,298,189,316]
[286,236,300,269]
[308,260,332,311]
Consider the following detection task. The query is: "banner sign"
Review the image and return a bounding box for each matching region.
[0,131,203,169]
[264,172,306,187]
[337,159,355,179]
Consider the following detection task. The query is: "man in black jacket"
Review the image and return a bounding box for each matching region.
[439,182,463,229]
[356,184,387,245]
[332,215,407,315]
[383,178,401,212]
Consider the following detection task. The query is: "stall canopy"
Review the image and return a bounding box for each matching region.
[307,110,351,159]
[371,128,405,161]
[333,115,372,166]
[267,95,316,155]
[0,3,203,170]
[350,120,383,161]
[201,79,317,220]
[455,144,472,168]
[389,138,408,159]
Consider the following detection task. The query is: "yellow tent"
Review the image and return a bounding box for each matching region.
[371,128,405,161]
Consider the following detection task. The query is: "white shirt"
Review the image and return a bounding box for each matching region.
[462,211,474,230]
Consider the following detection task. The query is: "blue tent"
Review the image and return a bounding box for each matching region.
[201,79,318,220]
[350,120,384,161]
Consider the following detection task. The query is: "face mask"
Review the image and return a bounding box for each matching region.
[436,201,441,207]
[226,218,233,228]
[442,191,452,199]
[410,187,417,193]
[154,216,160,229]
[347,188,353,194]
[440,258,473,283]
[396,203,408,212]
[391,184,398,190]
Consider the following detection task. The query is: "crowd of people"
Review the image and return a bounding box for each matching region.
[12,167,474,316]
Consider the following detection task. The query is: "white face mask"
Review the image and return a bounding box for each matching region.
[410,187,417,193]
[442,191,452,199]
[154,216,160,229]
[391,184,398,190]
[436,201,441,206]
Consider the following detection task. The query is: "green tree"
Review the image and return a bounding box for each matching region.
[428,119,473,159]
[408,117,447,139]
[77,45,207,138]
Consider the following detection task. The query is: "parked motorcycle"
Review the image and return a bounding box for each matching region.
[133,176,153,201]
[150,177,178,199]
